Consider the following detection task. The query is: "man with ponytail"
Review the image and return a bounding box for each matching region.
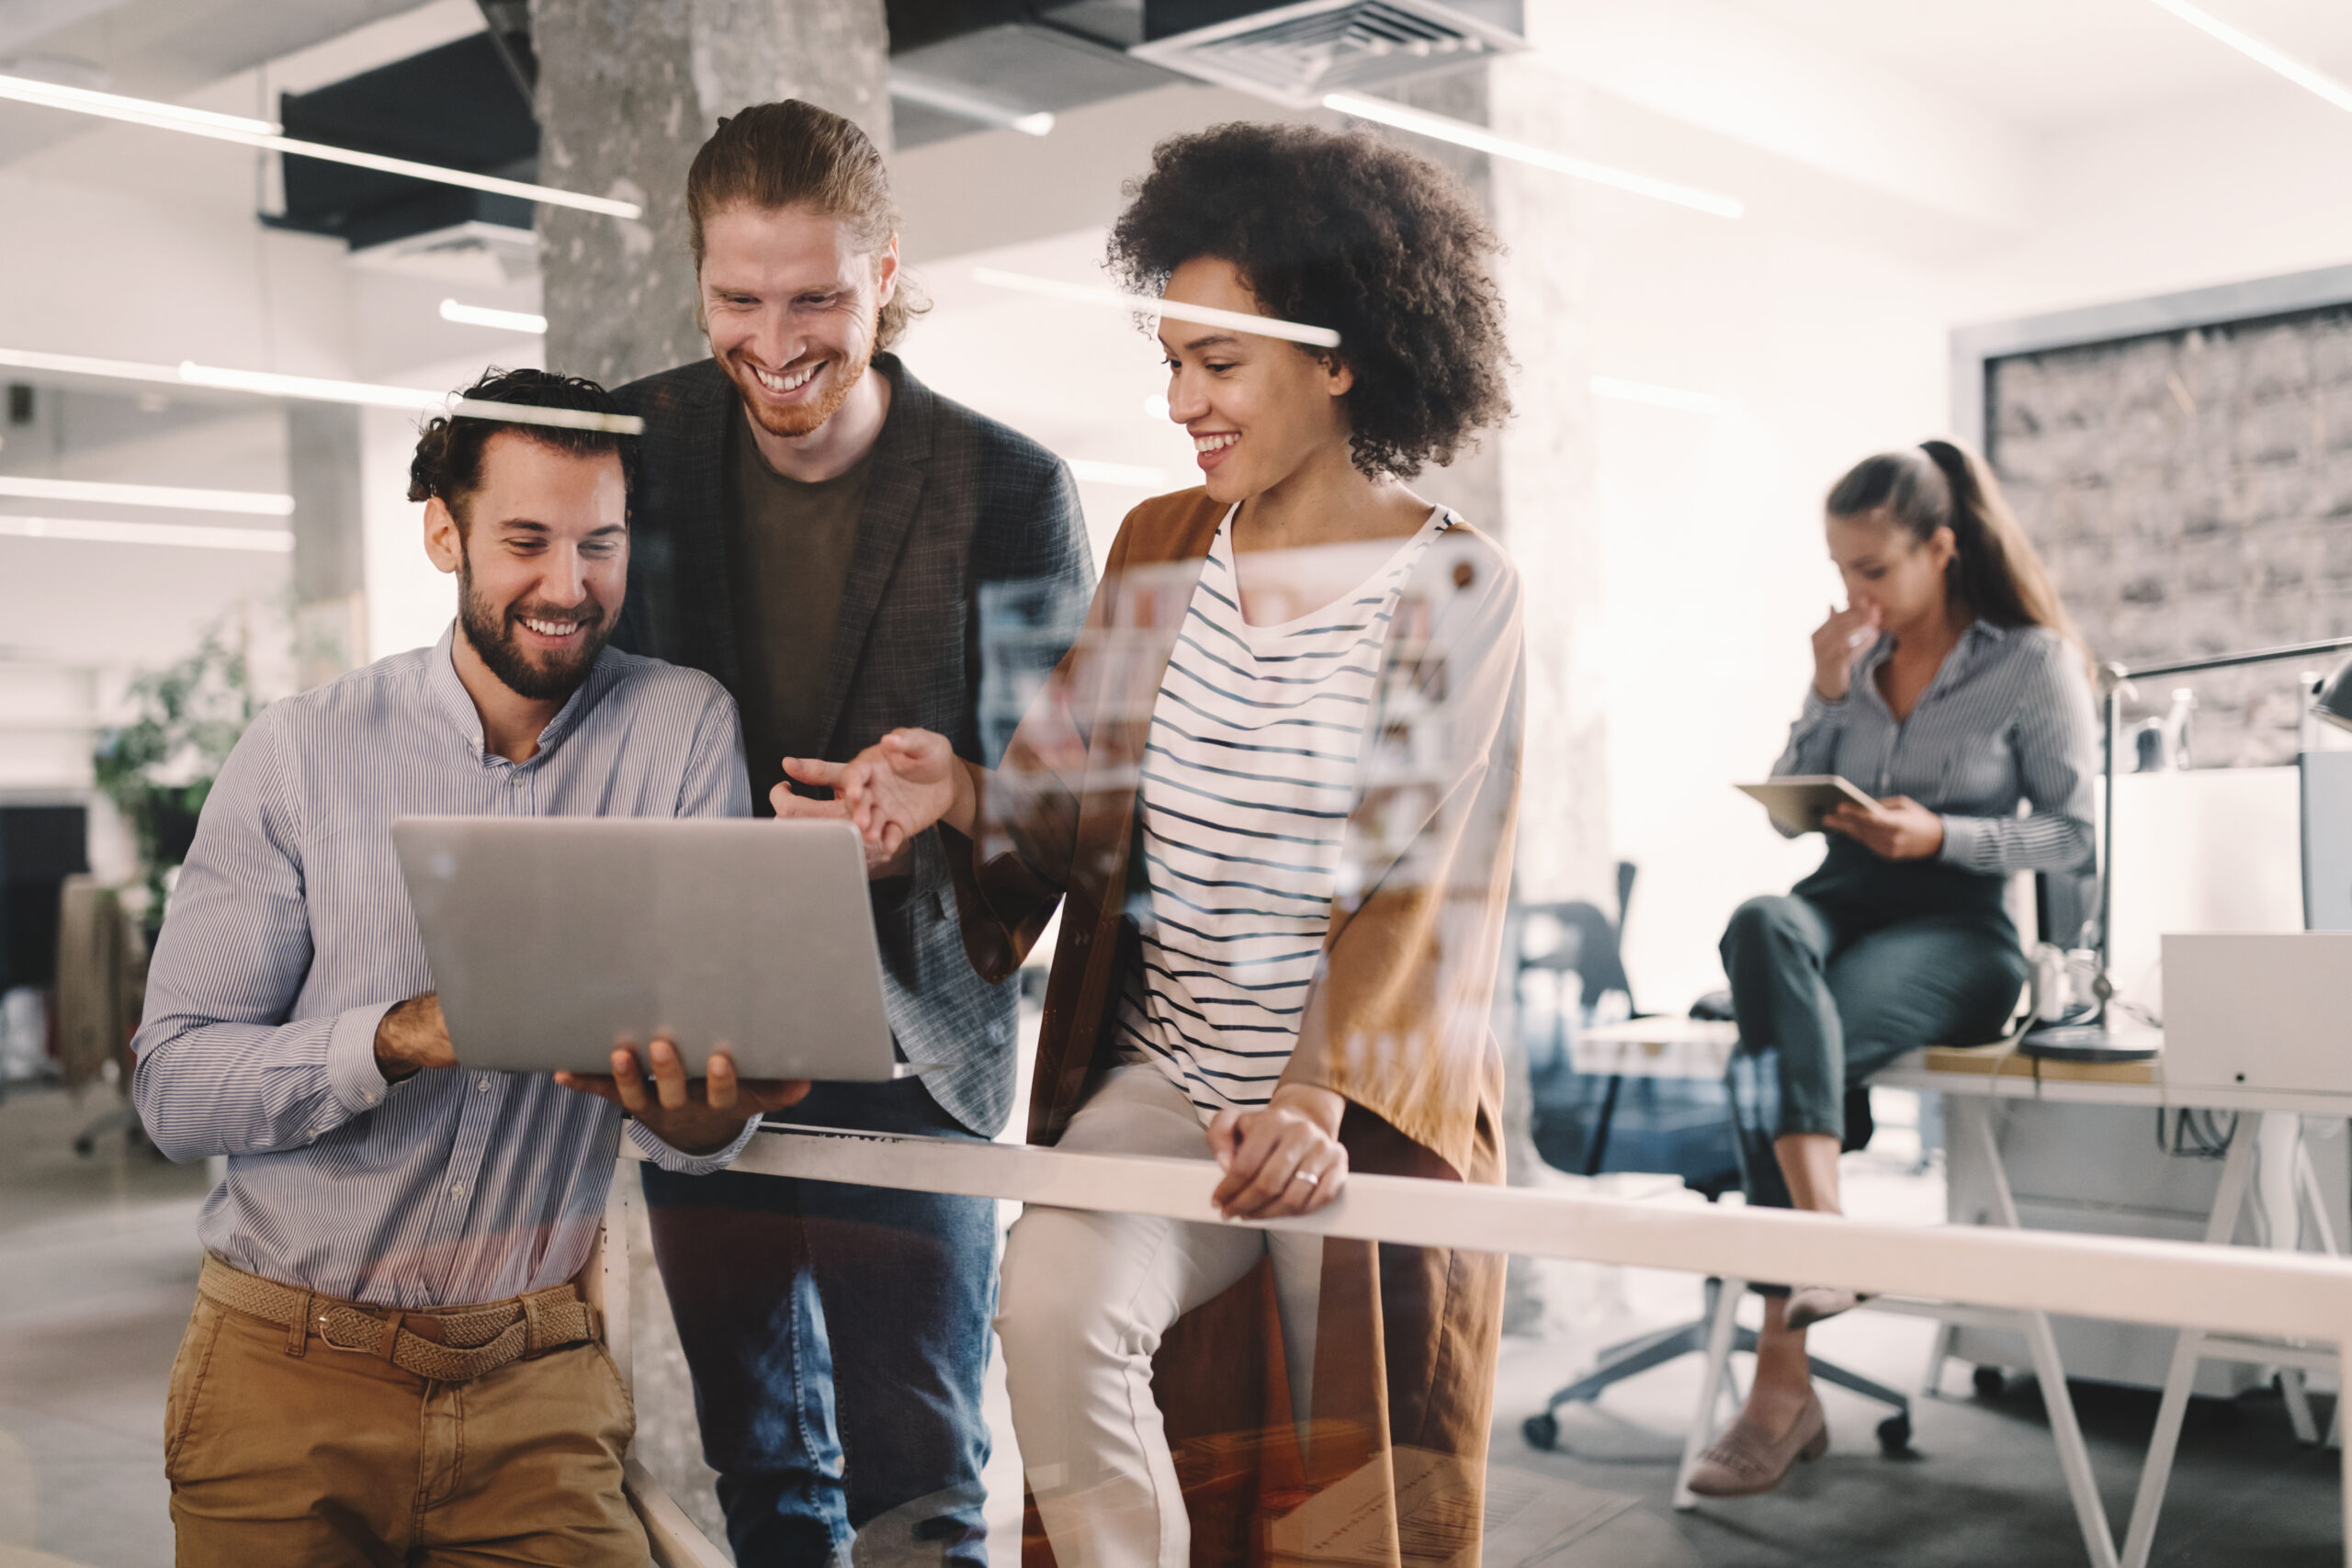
[1690,438,2098,1498]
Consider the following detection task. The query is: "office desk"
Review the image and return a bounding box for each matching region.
[1577,1019,2123,1563]
[1879,1043,2351,1568]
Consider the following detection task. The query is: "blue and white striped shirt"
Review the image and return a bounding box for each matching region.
[132,625,757,1308]
[1119,508,1452,1120]
[1777,619,2098,875]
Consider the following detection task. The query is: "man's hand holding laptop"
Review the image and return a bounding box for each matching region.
[375,992,811,1156]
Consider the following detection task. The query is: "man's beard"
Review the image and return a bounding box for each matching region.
[458,556,611,704]
[723,332,875,442]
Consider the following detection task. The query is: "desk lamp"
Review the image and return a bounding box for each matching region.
[2019,636,2352,1064]
[2315,658,2352,735]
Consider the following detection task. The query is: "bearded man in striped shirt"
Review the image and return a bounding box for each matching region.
[131,367,809,1568]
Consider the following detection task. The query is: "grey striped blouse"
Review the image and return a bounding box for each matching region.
[132,626,756,1309]
[1775,620,2098,876]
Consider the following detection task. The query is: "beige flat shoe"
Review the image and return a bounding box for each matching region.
[1786,1284,1872,1330]
[1684,1397,1828,1498]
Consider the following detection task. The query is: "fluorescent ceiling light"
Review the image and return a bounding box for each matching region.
[1066,458,1174,489]
[0,72,277,137]
[1323,92,1746,220]
[0,71,641,219]
[0,514,293,552]
[0,475,293,515]
[972,267,1341,348]
[1589,376,1729,414]
[440,299,548,334]
[2143,0,2352,114]
[0,347,644,434]
[889,72,1055,137]
[176,361,447,410]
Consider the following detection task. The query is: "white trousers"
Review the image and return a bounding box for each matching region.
[996,1066,1325,1568]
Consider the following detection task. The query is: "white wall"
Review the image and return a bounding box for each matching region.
[5,0,2352,1007]
[876,39,2352,1011]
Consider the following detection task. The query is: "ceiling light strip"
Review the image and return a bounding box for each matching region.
[971,268,1341,348]
[0,514,294,552]
[0,73,278,136]
[2143,0,2352,114]
[1323,92,1746,220]
[889,72,1056,137]
[0,347,643,434]
[0,346,184,387]
[1590,376,1729,414]
[0,476,293,515]
[0,72,642,219]
[440,299,548,334]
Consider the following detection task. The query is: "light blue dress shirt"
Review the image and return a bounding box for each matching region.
[133,625,758,1308]
[1775,619,2098,876]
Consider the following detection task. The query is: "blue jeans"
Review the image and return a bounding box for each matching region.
[639,1079,997,1567]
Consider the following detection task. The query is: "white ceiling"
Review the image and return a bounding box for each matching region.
[1731,0,2352,130]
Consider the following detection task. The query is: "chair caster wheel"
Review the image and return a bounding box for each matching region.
[1972,1365,2005,1399]
[1876,1413,1913,1456]
[1523,1411,1560,1451]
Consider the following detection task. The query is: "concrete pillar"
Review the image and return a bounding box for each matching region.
[1376,63,1608,1332]
[287,402,368,688]
[530,0,893,1542]
[533,0,894,389]
[1372,63,1611,904]
[1483,62,1611,915]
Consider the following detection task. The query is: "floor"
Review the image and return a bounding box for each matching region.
[0,1080,208,1568]
[0,1080,2343,1568]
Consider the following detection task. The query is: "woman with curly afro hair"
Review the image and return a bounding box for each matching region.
[827,120,1526,1566]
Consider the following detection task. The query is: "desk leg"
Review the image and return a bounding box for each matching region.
[2342,1388,2351,1568]
[1961,1099,2121,1568]
[1673,1276,1746,1512]
[2119,1122,2257,1568]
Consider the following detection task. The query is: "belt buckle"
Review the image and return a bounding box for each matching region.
[314,1305,384,1354]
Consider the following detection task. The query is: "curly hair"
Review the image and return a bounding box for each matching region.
[1107,121,1510,479]
[408,367,635,529]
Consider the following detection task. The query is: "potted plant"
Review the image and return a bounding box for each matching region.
[92,621,265,921]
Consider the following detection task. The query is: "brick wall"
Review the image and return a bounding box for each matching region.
[1987,304,2352,765]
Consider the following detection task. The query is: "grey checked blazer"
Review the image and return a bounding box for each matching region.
[611,354,1093,1137]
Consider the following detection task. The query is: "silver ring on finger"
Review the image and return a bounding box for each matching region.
[1290,1166,1321,1188]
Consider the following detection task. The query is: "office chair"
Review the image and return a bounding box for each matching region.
[1520,943,1916,1457]
[1520,864,1743,1187]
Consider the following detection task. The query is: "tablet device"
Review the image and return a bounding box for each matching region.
[393,816,913,1080]
[1734,775,1878,836]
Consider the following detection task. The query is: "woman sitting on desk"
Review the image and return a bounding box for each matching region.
[1690,439,2098,1498]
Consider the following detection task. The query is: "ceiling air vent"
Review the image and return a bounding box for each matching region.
[1129,0,1522,107]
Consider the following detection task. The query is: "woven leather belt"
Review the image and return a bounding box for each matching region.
[198,1254,601,1382]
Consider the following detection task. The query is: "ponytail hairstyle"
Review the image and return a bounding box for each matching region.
[1826,438,2086,658]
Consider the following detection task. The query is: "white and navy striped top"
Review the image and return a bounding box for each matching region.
[1118,506,1453,1121]
[132,626,757,1308]
[1777,620,2098,875]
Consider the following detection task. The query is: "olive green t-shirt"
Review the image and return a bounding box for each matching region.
[725,408,874,815]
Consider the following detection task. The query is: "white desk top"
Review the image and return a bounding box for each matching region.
[1876,1051,2352,1119]
[1567,1018,2352,1117]
[1569,1017,1740,1079]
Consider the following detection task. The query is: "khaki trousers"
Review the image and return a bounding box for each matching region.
[164,1286,644,1568]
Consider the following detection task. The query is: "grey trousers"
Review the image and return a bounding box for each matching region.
[1720,884,2025,1206]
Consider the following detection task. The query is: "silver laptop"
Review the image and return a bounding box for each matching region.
[393,816,911,1080]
